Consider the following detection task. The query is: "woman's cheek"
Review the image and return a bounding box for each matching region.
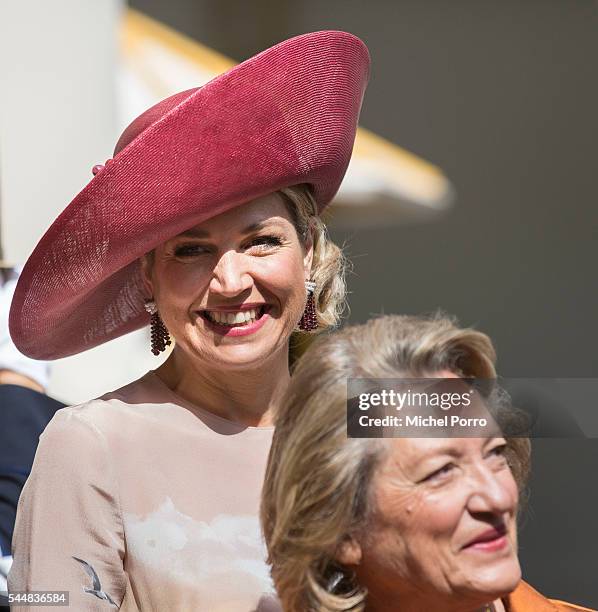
[415,488,468,537]
[261,253,304,286]
[159,263,210,301]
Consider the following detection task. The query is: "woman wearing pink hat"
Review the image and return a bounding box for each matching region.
[8,31,370,610]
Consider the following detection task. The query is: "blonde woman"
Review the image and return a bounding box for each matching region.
[262,314,591,612]
[8,32,369,611]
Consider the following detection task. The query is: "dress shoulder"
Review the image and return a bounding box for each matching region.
[9,402,129,610]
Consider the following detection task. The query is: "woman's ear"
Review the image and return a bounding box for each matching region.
[336,535,362,567]
[139,253,155,297]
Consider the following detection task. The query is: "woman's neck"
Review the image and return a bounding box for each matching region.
[154,347,291,427]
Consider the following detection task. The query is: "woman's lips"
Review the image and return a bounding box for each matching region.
[203,302,267,312]
[466,534,508,552]
[462,526,508,552]
[199,304,271,337]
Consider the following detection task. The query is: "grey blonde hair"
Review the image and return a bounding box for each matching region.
[280,184,347,332]
[261,313,531,612]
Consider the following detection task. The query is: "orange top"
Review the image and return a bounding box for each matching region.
[505,581,596,612]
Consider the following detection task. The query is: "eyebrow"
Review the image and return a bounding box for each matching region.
[176,220,282,240]
[413,438,500,464]
[415,444,462,463]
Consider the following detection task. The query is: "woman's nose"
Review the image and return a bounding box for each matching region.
[467,466,517,515]
[209,251,253,297]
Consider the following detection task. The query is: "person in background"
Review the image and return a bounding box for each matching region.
[261,314,593,612]
[0,267,64,608]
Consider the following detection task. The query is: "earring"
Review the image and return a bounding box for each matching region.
[144,300,172,355]
[298,280,318,332]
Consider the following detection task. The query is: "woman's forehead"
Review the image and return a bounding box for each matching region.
[383,437,499,470]
[175,192,293,238]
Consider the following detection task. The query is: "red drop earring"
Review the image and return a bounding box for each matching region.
[144,300,172,355]
[298,280,318,332]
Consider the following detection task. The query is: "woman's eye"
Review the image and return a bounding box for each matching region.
[246,235,283,251]
[173,244,209,258]
[487,443,509,464]
[422,463,455,483]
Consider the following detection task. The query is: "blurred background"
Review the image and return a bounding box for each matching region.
[0,0,596,607]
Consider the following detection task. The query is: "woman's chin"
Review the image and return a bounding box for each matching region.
[189,336,289,371]
[457,557,522,605]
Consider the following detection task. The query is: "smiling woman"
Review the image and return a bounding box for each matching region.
[261,314,592,612]
[8,32,369,611]
[140,186,344,422]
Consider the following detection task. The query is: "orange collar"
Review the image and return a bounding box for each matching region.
[504,581,560,611]
[504,581,595,612]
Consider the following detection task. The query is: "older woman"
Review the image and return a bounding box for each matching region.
[8,32,369,610]
[262,314,592,612]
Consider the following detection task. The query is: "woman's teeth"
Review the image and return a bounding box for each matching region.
[205,308,261,325]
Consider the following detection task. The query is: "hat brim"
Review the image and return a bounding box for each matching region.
[10,30,369,359]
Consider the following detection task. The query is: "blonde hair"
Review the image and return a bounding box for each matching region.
[261,313,531,611]
[279,184,346,332]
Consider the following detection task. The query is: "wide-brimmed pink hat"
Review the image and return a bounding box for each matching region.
[9,30,369,360]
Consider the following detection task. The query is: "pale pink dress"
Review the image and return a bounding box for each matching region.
[9,372,280,611]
